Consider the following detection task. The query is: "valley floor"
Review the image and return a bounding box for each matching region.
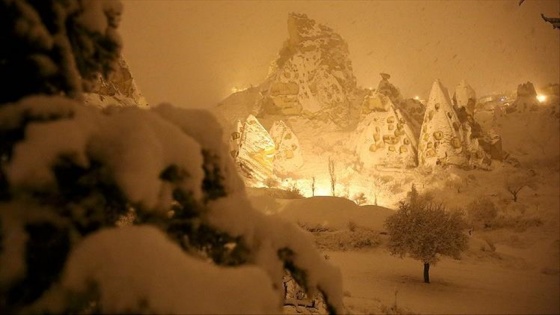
[331,246,559,314]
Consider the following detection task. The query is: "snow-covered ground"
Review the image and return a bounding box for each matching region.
[246,154,560,314]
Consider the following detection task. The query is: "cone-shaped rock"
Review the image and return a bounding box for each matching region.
[354,93,417,169]
[418,80,467,167]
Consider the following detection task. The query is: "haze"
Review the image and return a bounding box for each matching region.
[120,0,559,109]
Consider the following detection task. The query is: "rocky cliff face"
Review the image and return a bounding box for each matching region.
[255,13,359,129]
[83,56,148,108]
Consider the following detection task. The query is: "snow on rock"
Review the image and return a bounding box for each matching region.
[418,80,497,168]
[269,120,304,175]
[213,87,262,138]
[256,13,358,128]
[354,93,417,169]
[361,90,391,113]
[418,80,468,167]
[33,225,280,314]
[376,73,403,106]
[237,115,276,184]
[452,79,477,115]
[233,115,305,184]
[395,97,425,138]
[228,119,244,159]
[83,56,149,108]
[510,81,539,113]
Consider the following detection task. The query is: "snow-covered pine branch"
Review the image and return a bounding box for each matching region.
[0,1,344,313]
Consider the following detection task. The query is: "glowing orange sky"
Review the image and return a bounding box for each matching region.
[120,0,559,109]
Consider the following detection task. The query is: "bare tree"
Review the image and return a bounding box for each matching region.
[519,0,560,29]
[504,173,538,202]
[328,157,336,196]
[311,176,316,197]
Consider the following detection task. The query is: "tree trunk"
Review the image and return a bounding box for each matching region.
[423,263,430,283]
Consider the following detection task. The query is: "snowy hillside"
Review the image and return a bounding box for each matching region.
[245,188,559,314]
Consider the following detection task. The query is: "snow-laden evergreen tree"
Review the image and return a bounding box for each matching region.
[0,0,122,104]
[0,1,344,313]
[385,191,468,283]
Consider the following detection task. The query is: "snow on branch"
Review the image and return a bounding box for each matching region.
[0,96,344,314]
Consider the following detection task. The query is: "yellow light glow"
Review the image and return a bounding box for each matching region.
[537,94,547,103]
[231,87,239,93]
[314,186,332,196]
[414,96,420,100]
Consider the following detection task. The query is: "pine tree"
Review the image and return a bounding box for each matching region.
[0,2,343,314]
[0,0,122,104]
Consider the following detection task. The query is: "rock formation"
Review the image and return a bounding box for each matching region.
[256,13,359,129]
[452,80,476,115]
[83,56,149,108]
[355,93,418,169]
[230,115,304,184]
[419,80,498,168]
[396,98,425,138]
[418,80,468,167]
[229,120,244,159]
[236,115,276,184]
[376,73,403,106]
[509,81,539,113]
[214,14,508,184]
[269,120,304,175]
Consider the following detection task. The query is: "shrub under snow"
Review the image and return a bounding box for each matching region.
[0,96,344,314]
[0,1,343,313]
